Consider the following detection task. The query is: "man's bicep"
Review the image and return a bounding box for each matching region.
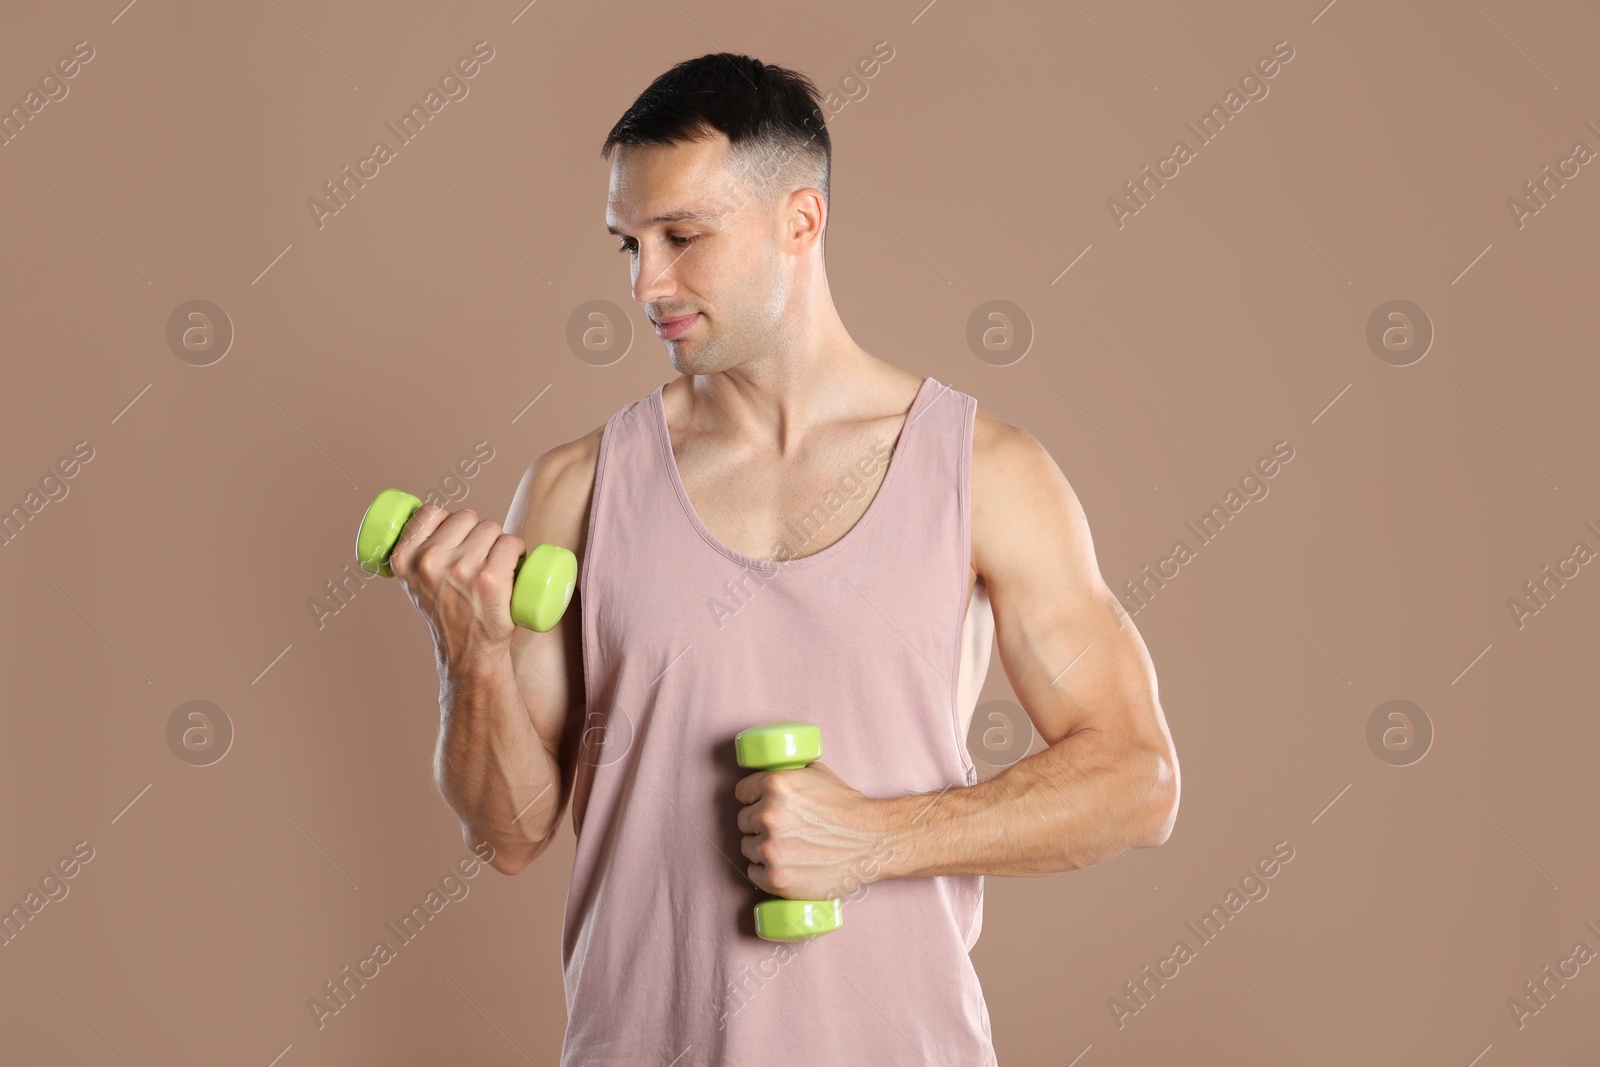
[504,434,599,826]
[506,610,584,828]
[974,421,1164,750]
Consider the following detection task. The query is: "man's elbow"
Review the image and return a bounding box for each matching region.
[461,824,551,877]
[1133,749,1180,849]
[486,836,552,876]
[490,854,530,877]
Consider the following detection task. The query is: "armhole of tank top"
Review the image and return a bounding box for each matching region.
[952,392,980,786]
[580,408,621,718]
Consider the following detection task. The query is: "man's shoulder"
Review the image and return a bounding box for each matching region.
[508,425,605,560]
[509,382,672,556]
[971,405,1048,477]
[542,425,606,488]
[969,405,1084,576]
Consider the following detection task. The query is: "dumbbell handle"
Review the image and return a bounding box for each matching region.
[734,721,845,942]
[354,488,576,633]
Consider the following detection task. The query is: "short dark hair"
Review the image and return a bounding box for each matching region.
[600,53,832,238]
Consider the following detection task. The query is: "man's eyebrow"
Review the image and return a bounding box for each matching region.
[605,208,721,235]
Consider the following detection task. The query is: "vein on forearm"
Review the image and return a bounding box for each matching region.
[437,666,557,846]
[883,729,1166,879]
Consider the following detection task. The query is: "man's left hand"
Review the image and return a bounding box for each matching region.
[734,762,894,900]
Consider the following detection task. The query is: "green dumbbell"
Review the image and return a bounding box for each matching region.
[354,488,577,633]
[734,721,845,942]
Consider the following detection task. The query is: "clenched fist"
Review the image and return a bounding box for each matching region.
[387,503,528,675]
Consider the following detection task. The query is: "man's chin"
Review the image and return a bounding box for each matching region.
[670,348,732,378]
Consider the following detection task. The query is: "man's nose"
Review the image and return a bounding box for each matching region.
[632,244,686,304]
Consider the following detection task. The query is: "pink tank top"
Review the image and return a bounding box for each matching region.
[563,375,996,1066]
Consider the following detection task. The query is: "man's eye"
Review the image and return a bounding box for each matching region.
[616,235,698,254]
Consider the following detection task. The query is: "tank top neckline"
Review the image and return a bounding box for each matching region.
[649,375,940,572]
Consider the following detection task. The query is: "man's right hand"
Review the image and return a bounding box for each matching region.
[387,503,529,677]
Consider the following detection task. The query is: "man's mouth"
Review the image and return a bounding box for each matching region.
[652,312,701,340]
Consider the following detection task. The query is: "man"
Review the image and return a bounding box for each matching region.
[390,53,1179,1066]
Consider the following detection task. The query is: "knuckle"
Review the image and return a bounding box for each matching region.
[415,552,443,582]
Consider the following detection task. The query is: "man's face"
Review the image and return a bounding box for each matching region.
[605,135,793,375]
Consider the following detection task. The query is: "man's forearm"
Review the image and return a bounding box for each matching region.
[434,655,560,870]
[873,730,1176,880]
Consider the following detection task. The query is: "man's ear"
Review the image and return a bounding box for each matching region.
[784,186,826,251]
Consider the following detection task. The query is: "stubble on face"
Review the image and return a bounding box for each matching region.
[667,213,789,377]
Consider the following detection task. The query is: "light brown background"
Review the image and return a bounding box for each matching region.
[2,0,1597,1063]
